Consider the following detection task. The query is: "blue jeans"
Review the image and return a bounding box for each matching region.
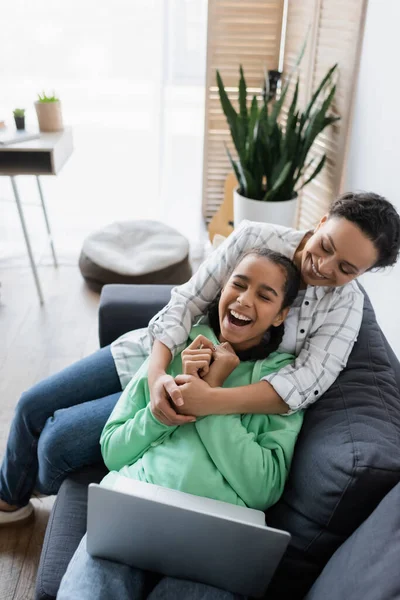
[57,535,245,600]
[0,346,122,507]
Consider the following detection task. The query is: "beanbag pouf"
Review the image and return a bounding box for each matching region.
[79,220,192,292]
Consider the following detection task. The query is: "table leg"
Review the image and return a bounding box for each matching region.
[36,176,58,268]
[10,176,44,305]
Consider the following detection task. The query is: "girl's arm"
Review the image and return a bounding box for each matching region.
[100,367,177,472]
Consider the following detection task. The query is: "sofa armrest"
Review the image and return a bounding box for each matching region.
[305,482,400,600]
[98,284,173,347]
[35,466,107,600]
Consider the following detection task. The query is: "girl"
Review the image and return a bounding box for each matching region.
[57,249,304,599]
[1,192,400,526]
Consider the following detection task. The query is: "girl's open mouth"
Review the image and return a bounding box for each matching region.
[227,309,253,328]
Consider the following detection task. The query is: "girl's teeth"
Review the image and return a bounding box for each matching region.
[230,309,251,321]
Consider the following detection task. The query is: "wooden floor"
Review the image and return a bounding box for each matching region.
[0,265,100,600]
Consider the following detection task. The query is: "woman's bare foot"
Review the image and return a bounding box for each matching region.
[0,498,19,512]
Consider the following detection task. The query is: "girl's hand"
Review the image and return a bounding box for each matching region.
[203,342,240,388]
[181,335,214,377]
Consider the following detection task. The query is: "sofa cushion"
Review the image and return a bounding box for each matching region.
[265,289,400,599]
[305,481,400,600]
[35,465,107,600]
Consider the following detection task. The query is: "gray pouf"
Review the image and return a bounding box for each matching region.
[79,220,192,292]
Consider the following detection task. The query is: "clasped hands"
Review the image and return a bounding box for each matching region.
[150,335,239,426]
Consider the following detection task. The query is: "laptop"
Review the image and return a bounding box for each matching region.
[87,476,290,598]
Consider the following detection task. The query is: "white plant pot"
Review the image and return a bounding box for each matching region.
[233,189,298,228]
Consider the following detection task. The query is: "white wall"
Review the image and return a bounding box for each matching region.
[345,0,400,357]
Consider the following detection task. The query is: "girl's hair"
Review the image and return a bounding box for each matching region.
[207,248,300,361]
[329,192,400,269]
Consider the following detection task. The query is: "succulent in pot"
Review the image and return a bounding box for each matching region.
[13,108,26,130]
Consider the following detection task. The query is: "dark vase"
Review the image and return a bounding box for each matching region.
[14,116,25,130]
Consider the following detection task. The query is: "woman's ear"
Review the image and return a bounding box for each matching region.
[272,306,290,327]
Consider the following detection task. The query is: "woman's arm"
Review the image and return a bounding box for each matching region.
[176,287,364,416]
[147,339,173,382]
[263,287,364,412]
[195,413,303,510]
[147,340,196,426]
[174,375,288,416]
[210,381,288,413]
[148,338,214,425]
[146,221,284,424]
[147,220,268,357]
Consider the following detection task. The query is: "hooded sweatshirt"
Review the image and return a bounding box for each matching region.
[100,324,304,511]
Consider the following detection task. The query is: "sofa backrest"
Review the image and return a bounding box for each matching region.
[265,287,400,598]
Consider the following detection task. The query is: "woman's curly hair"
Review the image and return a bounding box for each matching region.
[329,192,400,269]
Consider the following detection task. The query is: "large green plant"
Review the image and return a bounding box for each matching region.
[216,63,340,202]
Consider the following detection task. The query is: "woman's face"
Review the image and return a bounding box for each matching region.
[299,215,379,287]
[218,254,289,352]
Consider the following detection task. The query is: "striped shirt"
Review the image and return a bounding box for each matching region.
[111,220,364,413]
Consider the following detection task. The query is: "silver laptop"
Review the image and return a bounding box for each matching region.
[87,477,290,598]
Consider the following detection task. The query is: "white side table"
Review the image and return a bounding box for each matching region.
[0,128,73,304]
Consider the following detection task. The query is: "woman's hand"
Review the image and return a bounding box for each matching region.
[150,373,197,426]
[181,335,214,377]
[203,342,240,388]
[149,336,214,425]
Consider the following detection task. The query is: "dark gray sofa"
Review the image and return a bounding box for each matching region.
[35,284,400,600]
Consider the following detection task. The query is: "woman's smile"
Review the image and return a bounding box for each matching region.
[308,254,329,281]
[297,215,380,288]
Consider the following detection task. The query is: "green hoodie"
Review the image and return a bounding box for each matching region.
[100,324,304,511]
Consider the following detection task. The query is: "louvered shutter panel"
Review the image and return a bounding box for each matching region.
[283,0,367,228]
[202,0,284,222]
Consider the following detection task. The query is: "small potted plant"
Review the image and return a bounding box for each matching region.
[13,108,26,130]
[34,91,64,132]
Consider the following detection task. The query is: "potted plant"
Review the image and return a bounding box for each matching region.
[35,91,64,132]
[13,108,25,130]
[217,63,339,227]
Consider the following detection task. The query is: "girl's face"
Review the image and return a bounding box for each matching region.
[298,215,379,287]
[218,255,289,352]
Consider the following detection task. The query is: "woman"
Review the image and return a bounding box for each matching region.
[1,192,399,526]
[57,248,304,599]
